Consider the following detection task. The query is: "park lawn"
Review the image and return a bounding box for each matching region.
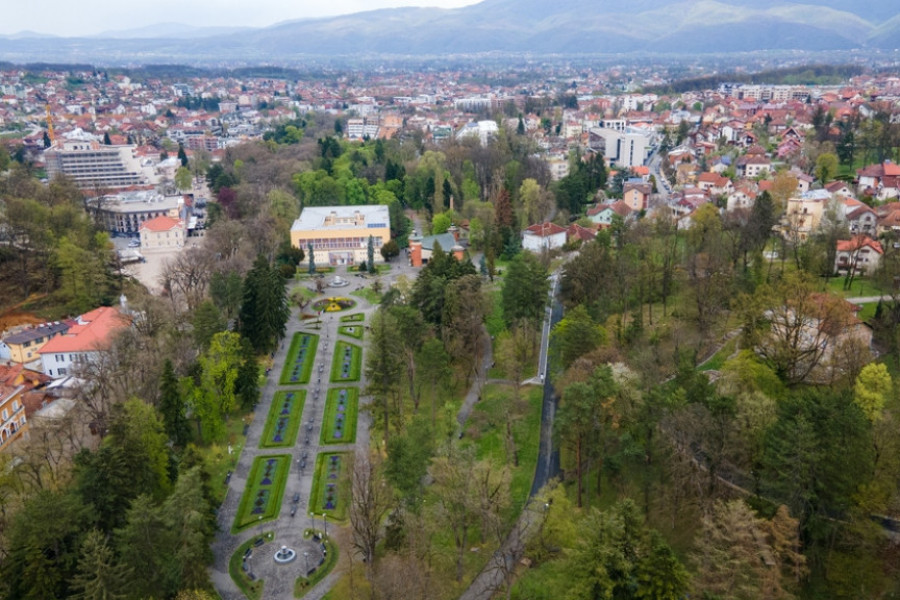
[468,383,544,511]
[280,333,319,385]
[260,390,306,449]
[294,534,339,598]
[309,452,350,521]
[229,530,275,600]
[330,342,362,383]
[232,455,292,533]
[858,301,878,322]
[320,388,359,445]
[340,313,365,323]
[485,288,506,338]
[351,287,382,305]
[821,275,886,299]
[291,285,317,303]
[337,324,364,340]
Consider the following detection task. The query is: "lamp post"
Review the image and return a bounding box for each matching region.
[309,512,315,534]
[257,515,263,542]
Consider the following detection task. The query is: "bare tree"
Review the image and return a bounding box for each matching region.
[349,450,393,579]
[159,247,215,313]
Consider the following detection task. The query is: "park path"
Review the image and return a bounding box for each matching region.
[210,277,380,600]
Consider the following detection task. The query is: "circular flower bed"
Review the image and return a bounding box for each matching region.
[312,297,357,313]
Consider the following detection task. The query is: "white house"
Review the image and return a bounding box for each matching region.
[522,222,567,253]
[38,307,130,378]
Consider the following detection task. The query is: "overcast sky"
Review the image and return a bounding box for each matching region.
[2,0,479,36]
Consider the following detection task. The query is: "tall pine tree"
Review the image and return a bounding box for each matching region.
[239,255,290,354]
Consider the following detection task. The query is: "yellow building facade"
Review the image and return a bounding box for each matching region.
[290,206,391,267]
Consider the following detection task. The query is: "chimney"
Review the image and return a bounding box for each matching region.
[409,237,423,268]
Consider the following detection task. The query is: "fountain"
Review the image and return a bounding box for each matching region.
[273,545,297,564]
[329,275,350,288]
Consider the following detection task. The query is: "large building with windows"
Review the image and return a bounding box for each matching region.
[290,205,391,267]
[89,190,184,235]
[44,140,149,189]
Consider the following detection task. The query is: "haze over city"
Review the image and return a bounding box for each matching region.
[1,0,479,37]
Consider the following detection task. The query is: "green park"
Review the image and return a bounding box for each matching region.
[309,452,349,521]
[320,388,358,445]
[280,333,319,385]
[330,342,361,383]
[233,455,291,532]
[259,390,305,449]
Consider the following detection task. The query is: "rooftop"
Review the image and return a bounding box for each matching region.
[38,307,130,355]
[291,205,391,232]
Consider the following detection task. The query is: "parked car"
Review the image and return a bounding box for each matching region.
[128,239,140,248]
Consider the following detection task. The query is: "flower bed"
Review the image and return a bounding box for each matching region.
[309,452,349,521]
[320,388,358,445]
[260,390,305,449]
[311,296,356,313]
[329,342,361,383]
[339,313,365,323]
[337,324,364,340]
[279,333,318,385]
[233,455,291,532]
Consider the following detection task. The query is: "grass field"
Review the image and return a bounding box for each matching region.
[309,452,350,521]
[233,455,291,532]
[339,313,365,322]
[337,324,364,339]
[468,384,544,511]
[259,390,306,449]
[330,342,362,383]
[280,333,319,385]
[351,287,382,305]
[203,414,252,506]
[821,275,886,299]
[320,388,358,445]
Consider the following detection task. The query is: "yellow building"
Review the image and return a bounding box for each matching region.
[290,206,391,267]
[1,321,71,365]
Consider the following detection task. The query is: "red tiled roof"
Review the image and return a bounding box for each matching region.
[837,236,883,254]
[38,307,130,355]
[524,222,567,237]
[140,216,182,233]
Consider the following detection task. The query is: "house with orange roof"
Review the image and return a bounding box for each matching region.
[857,160,900,200]
[140,215,185,250]
[696,172,734,197]
[38,307,131,379]
[522,222,567,253]
[1,321,72,365]
[835,236,883,276]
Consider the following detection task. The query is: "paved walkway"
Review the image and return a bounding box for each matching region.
[210,276,380,600]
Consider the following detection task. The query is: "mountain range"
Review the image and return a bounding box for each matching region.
[1,0,899,64]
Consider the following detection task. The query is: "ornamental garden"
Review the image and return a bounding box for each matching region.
[320,388,358,445]
[309,452,349,521]
[330,342,361,382]
[280,333,318,385]
[259,390,305,449]
[233,455,291,532]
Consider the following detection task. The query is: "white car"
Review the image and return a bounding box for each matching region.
[128,240,140,248]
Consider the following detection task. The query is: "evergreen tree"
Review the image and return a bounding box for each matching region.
[235,337,260,410]
[159,360,191,447]
[103,132,112,145]
[70,529,130,600]
[177,143,188,167]
[116,495,175,599]
[367,235,376,272]
[163,467,215,592]
[192,300,225,350]
[308,242,316,274]
[239,255,289,354]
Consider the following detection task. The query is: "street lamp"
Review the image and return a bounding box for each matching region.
[309,512,315,533]
[257,515,263,543]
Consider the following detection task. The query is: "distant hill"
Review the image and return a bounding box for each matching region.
[0,0,897,63]
[91,23,252,40]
